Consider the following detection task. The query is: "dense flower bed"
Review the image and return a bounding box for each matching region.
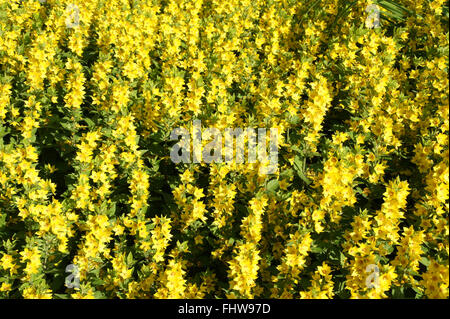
[0,0,448,299]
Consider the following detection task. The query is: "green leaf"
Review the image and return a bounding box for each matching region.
[419,257,430,267]
[84,118,95,128]
[91,279,105,286]
[266,179,279,193]
[339,252,346,266]
[294,155,311,185]
[127,252,133,265]
[391,285,405,298]
[310,245,322,254]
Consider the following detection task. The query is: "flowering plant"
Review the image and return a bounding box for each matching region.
[0,0,448,299]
